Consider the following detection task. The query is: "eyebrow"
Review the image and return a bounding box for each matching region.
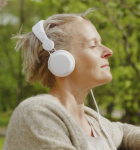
[88,37,102,42]
[82,37,102,47]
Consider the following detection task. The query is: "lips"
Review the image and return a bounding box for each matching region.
[101,63,109,68]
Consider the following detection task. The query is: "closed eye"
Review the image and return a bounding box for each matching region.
[90,46,96,49]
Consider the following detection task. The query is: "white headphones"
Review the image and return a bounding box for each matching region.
[32,20,75,77]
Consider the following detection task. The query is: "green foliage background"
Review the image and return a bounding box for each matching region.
[0,0,140,126]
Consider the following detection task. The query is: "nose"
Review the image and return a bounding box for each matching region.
[101,45,113,59]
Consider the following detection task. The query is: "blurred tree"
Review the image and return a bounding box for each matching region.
[0,0,7,11]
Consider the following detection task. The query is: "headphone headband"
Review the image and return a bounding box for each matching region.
[32,20,75,77]
[32,20,54,51]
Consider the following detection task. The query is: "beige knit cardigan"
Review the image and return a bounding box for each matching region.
[3,94,140,150]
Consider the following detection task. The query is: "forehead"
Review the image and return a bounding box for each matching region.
[72,19,101,42]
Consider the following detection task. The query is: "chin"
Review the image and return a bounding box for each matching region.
[88,72,113,87]
[94,74,113,87]
[101,75,112,85]
[107,73,113,81]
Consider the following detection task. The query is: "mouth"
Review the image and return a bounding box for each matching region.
[101,63,109,68]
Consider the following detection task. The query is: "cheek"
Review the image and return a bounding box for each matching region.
[75,52,100,73]
[83,52,99,68]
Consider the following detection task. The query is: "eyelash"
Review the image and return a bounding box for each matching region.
[90,46,96,49]
[90,41,97,49]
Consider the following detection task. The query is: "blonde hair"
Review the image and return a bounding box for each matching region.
[13,9,94,88]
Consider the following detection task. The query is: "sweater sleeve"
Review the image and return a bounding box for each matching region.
[100,114,140,150]
[115,122,140,150]
[3,98,77,150]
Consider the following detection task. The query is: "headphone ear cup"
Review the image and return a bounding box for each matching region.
[48,50,75,77]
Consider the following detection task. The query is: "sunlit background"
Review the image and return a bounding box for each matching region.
[0,0,140,148]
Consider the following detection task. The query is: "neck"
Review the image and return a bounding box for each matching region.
[48,78,91,125]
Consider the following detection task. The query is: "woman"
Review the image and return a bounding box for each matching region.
[3,9,140,150]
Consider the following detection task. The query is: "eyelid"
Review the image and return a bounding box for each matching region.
[90,42,96,48]
[95,39,101,45]
[90,45,96,49]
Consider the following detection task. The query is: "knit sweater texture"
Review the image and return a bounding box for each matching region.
[3,94,140,150]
